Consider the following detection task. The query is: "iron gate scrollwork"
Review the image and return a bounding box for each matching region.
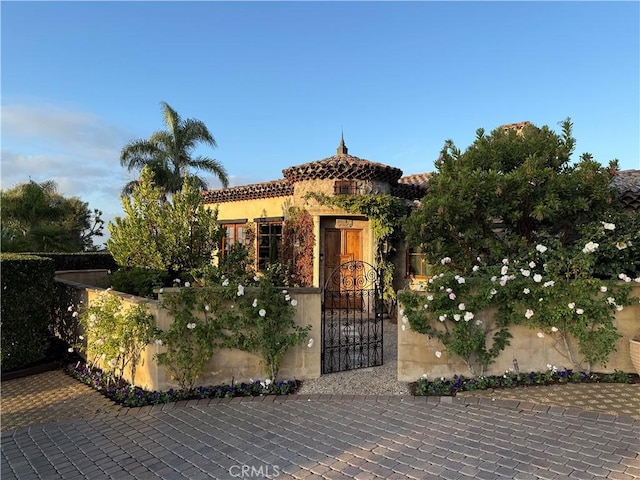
[321,261,383,374]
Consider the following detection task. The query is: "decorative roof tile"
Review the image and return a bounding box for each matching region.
[613,169,640,210]
[282,154,403,184]
[202,179,292,204]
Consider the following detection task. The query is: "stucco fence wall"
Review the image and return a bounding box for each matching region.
[397,284,640,381]
[55,274,321,392]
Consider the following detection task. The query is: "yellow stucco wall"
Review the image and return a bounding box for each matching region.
[397,285,640,381]
[76,286,321,392]
[210,195,295,222]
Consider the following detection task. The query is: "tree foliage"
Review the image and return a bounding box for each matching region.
[107,166,224,274]
[120,101,229,197]
[0,180,104,252]
[405,119,622,272]
[401,118,638,374]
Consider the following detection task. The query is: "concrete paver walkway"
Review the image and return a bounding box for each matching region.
[1,369,639,479]
[2,394,639,480]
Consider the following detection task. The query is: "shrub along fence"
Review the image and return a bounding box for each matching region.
[56,277,321,392]
[397,285,640,381]
[1,254,56,372]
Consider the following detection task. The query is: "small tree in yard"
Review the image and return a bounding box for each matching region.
[400,118,639,375]
[107,165,224,275]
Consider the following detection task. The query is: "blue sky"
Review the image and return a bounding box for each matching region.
[2,1,639,247]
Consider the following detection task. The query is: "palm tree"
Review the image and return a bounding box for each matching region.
[120,101,229,197]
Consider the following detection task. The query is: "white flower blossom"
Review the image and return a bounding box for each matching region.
[523,288,530,294]
[441,257,452,265]
[453,314,461,321]
[254,275,259,282]
[155,339,163,345]
[568,302,575,310]
[222,278,229,287]
[456,276,466,284]
[259,309,266,317]
[291,299,298,307]
[68,347,74,353]
[551,326,559,333]
[448,292,456,300]
[536,245,548,253]
[464,312,474,322]
[184,282,191,288]
[458,303,466,311]
[72,311,79,318]
[475,319,483,326]
[187,322,196,329]
[501,265,509,276]
[252,299,258,308]
[473,265,480,272]
[619,273,632,283]
[616,241,628,250]
[616,305,624,312]
[529,261,536,268]
[635,278,640,284]
[438,314,447,322]
[491,276,497,282]
[533,274,543,283]
[607,297,616,305]
[427,295,434,301]
[435,351,442,358]
[525,309,535,319]
[600,286,608,293]
[67,305,74,312]
[402,315,408,324]
[543,281,555,288]
[601,222,616,231]
[521,269,531,277]
[576,308,584,315]
[537,331,544,338]
[502,258,509,265]
[582,241,599,254]
[78,335,84,340]
[205,305,210,312]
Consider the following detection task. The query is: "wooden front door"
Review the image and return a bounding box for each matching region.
[324,228,362,308]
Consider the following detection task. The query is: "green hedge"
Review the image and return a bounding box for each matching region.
[1,254,56,372]
[24,252,118,271]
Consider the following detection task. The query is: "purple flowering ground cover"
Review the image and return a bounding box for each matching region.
[65,362,301,407]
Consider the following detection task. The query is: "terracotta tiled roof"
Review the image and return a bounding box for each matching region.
[202,179,293,204]
[613,169,640,210]
[391,173,430,200]
[282,154,403,184]
[398,173,431,188]
[500,121,532,135]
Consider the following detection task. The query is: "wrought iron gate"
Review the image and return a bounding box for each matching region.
[321,261,383,374]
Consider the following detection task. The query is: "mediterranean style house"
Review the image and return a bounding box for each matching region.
[202,136,427,291]
[202,134,640,292]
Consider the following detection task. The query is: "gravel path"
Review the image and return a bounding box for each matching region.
[297,320,411,395]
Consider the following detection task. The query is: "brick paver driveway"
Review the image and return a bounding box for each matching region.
[2,395,639,480]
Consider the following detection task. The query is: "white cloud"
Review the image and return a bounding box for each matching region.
[1,103,138,248]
